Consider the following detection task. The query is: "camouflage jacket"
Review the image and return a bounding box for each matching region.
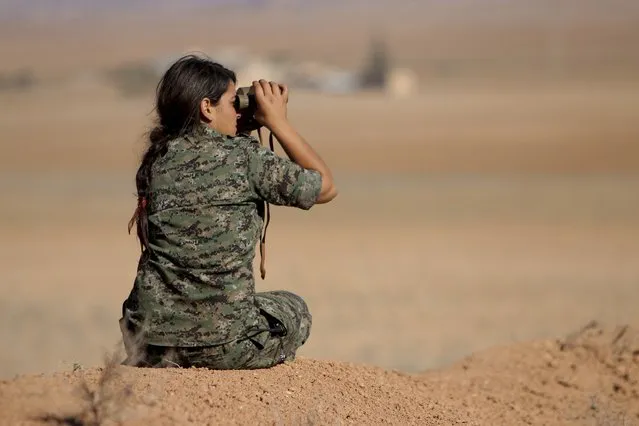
[122,125,322,347]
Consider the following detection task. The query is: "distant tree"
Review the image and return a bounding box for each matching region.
[0,69,36,92]
[361,37,390,89]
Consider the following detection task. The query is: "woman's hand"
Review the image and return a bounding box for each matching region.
[253,79,289,130]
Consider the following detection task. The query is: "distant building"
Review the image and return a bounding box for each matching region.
[318,70,360,94]
[385,68,419,98]
[140,44,413,97]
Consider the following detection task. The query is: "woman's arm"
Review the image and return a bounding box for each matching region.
[253,80,338,204]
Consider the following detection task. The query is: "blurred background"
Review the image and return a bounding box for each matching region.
[0,0,638,378]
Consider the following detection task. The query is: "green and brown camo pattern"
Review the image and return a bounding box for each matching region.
[121,125,321,349]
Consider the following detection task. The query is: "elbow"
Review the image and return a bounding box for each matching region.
[326,184,339,202]
[316,181,338,204]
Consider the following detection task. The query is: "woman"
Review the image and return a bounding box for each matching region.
[119,54,337,370]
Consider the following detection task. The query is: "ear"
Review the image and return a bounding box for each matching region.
[200,98,216,123]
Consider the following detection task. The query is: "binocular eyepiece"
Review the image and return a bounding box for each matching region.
[234,86,256,113]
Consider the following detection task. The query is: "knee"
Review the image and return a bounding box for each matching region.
[285,292,312,344]
[286,292,312,332]
[256,290,312,344]
[298,308,312,345]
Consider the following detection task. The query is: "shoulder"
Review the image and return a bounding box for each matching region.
[232,133,261,152]
[231,134,273,168]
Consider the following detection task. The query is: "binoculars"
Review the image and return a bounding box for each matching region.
[234,84,287,135]
[234,86,260,134]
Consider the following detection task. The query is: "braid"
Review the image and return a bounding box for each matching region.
[128,125,171,254]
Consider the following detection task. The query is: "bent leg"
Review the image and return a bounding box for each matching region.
[248,290,312,367]
[118,291,312,370]
[185,291,312,370]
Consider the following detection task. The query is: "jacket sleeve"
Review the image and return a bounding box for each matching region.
[244,137,322,210]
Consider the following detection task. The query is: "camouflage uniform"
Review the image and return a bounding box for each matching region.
[119,125,321,369]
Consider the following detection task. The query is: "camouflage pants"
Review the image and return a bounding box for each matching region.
[121,291,312,370]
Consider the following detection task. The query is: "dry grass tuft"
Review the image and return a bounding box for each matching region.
[38,345,134,426]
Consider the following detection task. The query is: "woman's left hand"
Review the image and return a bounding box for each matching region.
[253,80,289,130]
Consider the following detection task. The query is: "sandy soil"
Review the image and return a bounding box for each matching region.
[1,323,638,425]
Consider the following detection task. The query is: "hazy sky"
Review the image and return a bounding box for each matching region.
[1,0,638,23]
[0,0,269,20]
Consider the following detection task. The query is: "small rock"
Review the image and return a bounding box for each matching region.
[543,353,553,365]
[556,378,576,389]
[142,394,159,407]
[616,366,629,380]
[618,353,631,363]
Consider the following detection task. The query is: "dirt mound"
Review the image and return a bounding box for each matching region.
[0,358,466,425]
[1,322,638,425]
[418,321,639,425]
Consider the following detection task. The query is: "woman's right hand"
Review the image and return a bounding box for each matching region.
[253,79,289,130]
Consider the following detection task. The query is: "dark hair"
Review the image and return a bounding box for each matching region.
[128,54,236,253]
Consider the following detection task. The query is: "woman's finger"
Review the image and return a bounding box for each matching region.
[252,80,265,99]
[259,79,272,97]
[280,84,289,102]
[269,81,281,96]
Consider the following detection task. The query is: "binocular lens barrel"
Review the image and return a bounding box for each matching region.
[235,87,255,111]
